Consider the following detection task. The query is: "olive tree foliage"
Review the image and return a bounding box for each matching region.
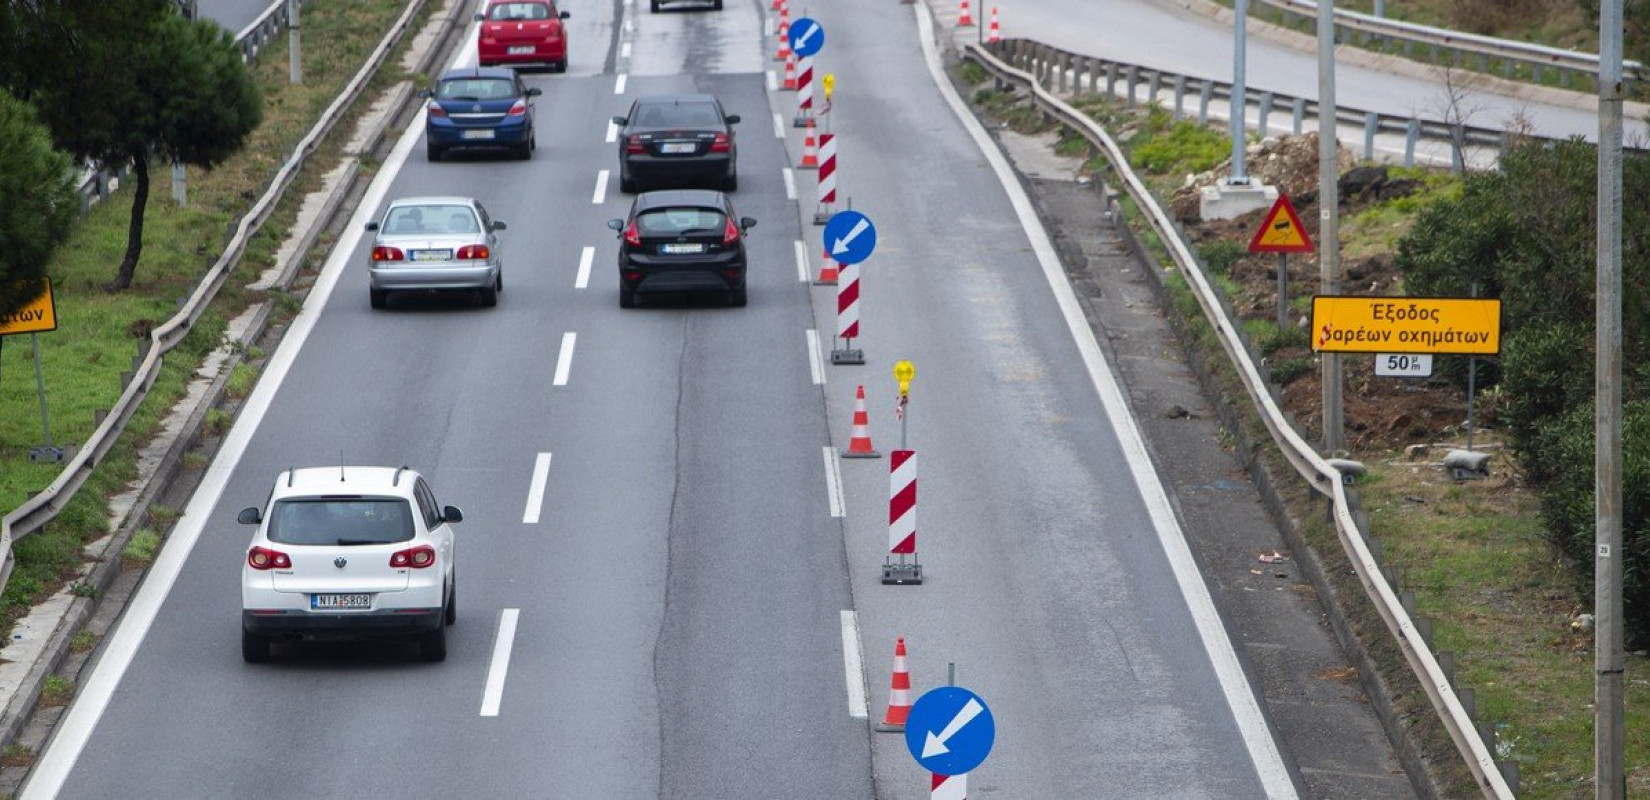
[0,90,77,319]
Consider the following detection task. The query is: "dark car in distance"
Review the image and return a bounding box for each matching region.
[607,191,755,308]
[423,67,540,161]
[612,95,740,193]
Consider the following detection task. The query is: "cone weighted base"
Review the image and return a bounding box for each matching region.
[843,448,881,459]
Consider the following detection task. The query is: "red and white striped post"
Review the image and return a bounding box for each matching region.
[793,57,815,127]
[813,133,837,225]
[883,449,923,584]
[932,773,967,799]
[831,260,864,364]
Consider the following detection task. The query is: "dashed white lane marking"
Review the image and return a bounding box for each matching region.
[806,329,824,385]
[766,70,778,92]
[782,168,796,201]
[823,447,845,519]
[553,332,577,386]
[593,170,610,204]
[480,609,521,717]
[620,41,632,59]
[523,453,552,524]
[794,239,808,282]
[606,120,619,143]
[839,610,868,717]
[614,73,628,94]
[576,246,595,289]
[772,112,785,139]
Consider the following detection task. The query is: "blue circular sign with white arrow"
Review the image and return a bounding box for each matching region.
[823,210,877,265]
[788,17,825,58]
[904,686,995,776]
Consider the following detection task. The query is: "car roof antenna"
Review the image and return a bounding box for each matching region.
[339,452,346,482]
[286,467,295,488]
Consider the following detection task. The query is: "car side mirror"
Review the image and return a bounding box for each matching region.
[607,219,625,232]
[442,506,464,523]
[473,11,484,21]
[491,220,507,231]
[611,116,628,126]
[417,89,433,99]
[740,217,757,231]
[525,87,543,97]
[364,221,379,232]
[560,10,570,18]
[725,114,741,124]
[237,507,262,525]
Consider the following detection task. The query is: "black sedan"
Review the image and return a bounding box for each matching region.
[612,95,740,193]
[607,191,756,308]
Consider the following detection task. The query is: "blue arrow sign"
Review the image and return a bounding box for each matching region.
[788,17,825,58]
[904,686,995,776]
[823,210,876,265]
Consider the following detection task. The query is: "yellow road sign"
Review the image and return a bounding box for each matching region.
[893,359,914,396]
[0,279,57,336]
[822,73,835,99]
[1311,296,1500,355]
[1247,194,1313,253]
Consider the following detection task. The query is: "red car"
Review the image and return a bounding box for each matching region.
[475,0,571,72]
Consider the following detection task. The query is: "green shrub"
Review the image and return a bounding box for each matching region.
[1198,239,1246,276]
[1269,357,1314,385]
[1130,120,1227,175]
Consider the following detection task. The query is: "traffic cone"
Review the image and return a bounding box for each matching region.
[875,637,913,732]
[987,6,1001,42]
[775,27,791,61]
[799,119,819,168]
[844,386,881,458]
[771,0,782,9]
[957,0,975,26]
[815,248,839,285]
[783,55,799,90]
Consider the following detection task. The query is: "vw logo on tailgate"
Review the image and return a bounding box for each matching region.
[333,557,348,569]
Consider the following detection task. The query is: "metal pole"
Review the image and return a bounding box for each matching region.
[900,398,909,450]
[170,162,187,206]
[1318,0,1343,453]
[1276,253,1288,330]
[1229,0,1249,183]
[1374,0,1385,16]
[288,0,301,85]
[947,662,955,686]
[31,333,54,448]
[1595,0,1625,796]
[1466,283,1478,451]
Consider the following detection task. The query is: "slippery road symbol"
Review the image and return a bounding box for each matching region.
[904,686,995,776]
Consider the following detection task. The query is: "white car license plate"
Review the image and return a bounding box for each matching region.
[661,243,705,254]
[508,45,534,55]
[312,594,372,610]
[411,249,453,261]
[660,142,696,154]
[462,129,496,140]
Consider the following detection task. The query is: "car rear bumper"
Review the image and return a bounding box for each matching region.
[243,609,442,639]
[371,263,497,290]
[622,154,733,186]
[478,43,568,66]
[622,254,745,292]
[427,121,532,148]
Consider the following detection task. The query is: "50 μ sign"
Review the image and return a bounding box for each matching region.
[1312,296,1500,355]
[0,279,57,335]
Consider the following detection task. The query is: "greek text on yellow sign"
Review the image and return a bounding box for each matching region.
[0,279,57,336]
[1311,296,1500,355]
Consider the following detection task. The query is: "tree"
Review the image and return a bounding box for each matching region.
[0,91,77,319]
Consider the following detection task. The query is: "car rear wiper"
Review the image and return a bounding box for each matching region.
[678,228,718,236]
[336,538,385,546]
[446,96,482,102]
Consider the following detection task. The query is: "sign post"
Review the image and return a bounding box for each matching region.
[1247,193,1313,331]
[824,210,878,364]
[894,359,914,449]
[1,279,64,463]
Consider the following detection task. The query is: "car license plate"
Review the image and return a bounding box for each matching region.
[508,45,534,54]
[660,142,697,154]
[312,594,372,610]
[661,243,705,254]
[462,129,496,140]
[411,249,453,261]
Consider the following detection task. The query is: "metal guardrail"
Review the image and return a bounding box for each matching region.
[1257,0,1642,91]
[2,0,430,614]
[964,37,1516,799]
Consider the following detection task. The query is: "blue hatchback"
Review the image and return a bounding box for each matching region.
[423,67,540,161]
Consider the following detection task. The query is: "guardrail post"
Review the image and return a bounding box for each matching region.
[1123,65,1137,107]
[1172,75,1187,119]
[1147,71,1162,106]
[1363,113,1378,160]
[1416,616,1433,648]
[1105,63,1118,99]
[1257,92,1273,137]
[1532,63,1544,86]
[1198,82,1213,125]
[1404,119,1420,167]
[1437,650,1455,685]
[1290,97,1305,134]
[1499,760,1519,793]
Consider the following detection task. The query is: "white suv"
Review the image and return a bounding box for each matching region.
[238,466,460,663]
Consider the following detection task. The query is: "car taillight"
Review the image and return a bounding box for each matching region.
[372,246,405,262]
[722,217,740,244]
[247,546,291,570]
[709,133,731,153]
[456,244,490,260]
[624,220,641,247]
[390,545,437,569]
[625,135,645,155]
[508,99,528,117]
[427,103,447,119]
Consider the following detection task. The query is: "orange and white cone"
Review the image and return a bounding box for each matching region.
[815,247,839,285]
[875,637,913,732]
[987,6,1001,43]
[957,0,975,26]
[844,386,881,458]
[799,119,819,169]
[782,55,799,91]
[774,16,791,61]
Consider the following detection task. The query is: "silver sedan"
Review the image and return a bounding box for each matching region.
[365,196,506,308]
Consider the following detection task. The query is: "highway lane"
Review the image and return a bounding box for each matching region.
[196,0,277,37]
[32,3,869,797]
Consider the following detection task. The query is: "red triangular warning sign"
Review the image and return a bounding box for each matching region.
[1247,194,1314,254]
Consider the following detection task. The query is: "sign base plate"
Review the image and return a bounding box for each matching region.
[882,560,923,585]
[29,446,64,464]
[832,348,865,365]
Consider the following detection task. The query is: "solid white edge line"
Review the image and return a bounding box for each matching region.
[912,4,1298,798]
[614,73,628,94]
[772,111,786,139]
[606,120,619,143]
[839,610,868,717]
[620,41,632,59]
[782,167,797,201]
[522,453,552,524]
[576,245,595,289]
[793,239,808,282]
[823,447,845,519]
[592,170,610,204]
[766,70,779,92]
[553,332,577,386]
[480,609,521,717]
[20,21,480,799]
[805,329,824,385]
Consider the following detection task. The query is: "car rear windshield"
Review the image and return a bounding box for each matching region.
[632,103,722,129]
[488,2,552,20]
[437,78,517,101]
[383,205,479,235]
[268,498,415,546]
[638,208,725,236]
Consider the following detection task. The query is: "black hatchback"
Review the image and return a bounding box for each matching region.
[613,95,740,193]
[607,191,756,308]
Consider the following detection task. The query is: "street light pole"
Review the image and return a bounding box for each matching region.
[1317,0,1342,453]
[1595,0,1625,796]
[288,0,302,85]
[1229,0,1249,184]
